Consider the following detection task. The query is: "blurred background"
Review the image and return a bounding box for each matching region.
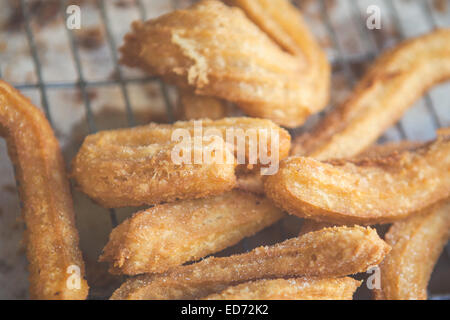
[0,0,449,299]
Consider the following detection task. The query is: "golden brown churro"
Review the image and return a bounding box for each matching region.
[120,0,330,128]
[204,277,361,300]
[177,89,236,120]
[110,226,390,299]
[375,200,450,300]
[266,133,450,225]
[100,191,284,275]
[72,117,289,208]
[292,28,450,159]
[0,81,88,300]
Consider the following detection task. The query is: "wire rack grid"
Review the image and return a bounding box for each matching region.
[0,0,449,299]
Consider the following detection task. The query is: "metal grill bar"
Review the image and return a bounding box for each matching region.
[20,0,53,125]
[61,0,97,133]
[98,0,136,127]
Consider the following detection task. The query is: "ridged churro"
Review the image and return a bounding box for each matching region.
[292,28,450,159]
[100,191,284,275]
[120,0,329,128]
[375,200,450,300]
[204,277,361,300]
[0,81,88,300]
[266,133,450,225]
[110,226,390,299]
[72,117,290,208]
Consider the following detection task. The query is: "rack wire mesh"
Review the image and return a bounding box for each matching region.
[0,0,449,299]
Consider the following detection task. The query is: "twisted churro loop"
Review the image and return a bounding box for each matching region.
[110,226,390,300]
[375,200,450,300]
[293,28,450,159]
[120,0,330,128]
[0,81,88,299]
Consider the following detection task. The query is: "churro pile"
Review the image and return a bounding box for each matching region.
[1,0,449,300]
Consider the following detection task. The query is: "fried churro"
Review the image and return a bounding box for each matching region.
[110,226,390,299]
[0,81,88,300]
[72,117,289,208]
[266,133,450,225]
[120,0,330,128]
[292,28,450,159]
[100,191,284,275]
[177,89,236,120]
[204,277,361,300]
[375,200,450,300]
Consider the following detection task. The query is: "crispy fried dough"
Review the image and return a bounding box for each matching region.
[375,200,450,300]
[0,81,88,299]
[99,191,284,275]
[266,134,450,225]
[120,0,329,128]
[110,226,390,299]
[204,277,361,300]
[292,29,450,159]
[72,117,290,208]
[177,89,237,120]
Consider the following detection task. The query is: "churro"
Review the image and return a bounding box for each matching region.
[177,89,235,120]
[120,0,330,128]
[72,117,289,208]
[266,133,450,225]
[110,226,390,299]
[0,81,88,300]
[375,200,450,300]
[204,277,361,300]
[100,191,284,275]
[292,28,450,159]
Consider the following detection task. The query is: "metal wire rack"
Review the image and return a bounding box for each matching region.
[1,0,449,299]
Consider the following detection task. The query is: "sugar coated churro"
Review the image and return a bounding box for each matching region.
[0,81,88,300]
[99,191,284,275]
[72,117,289,208]
[120,0,329,128]
[375,200,450,300]
[110,226,390,299]
[292,28,450,159]
[204,277,361,300]
[266,133,450,225]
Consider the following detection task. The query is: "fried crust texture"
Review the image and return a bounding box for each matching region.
[266,134,450,225]
[110,226,390,299]
[0,81,88,300]
[292,29,450,159]
[204,277,361,300]
[72,117,290,208]
[120,0,329,128]
[375,200,450,300]
[99,191,284,275]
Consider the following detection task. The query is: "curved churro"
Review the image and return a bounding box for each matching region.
[204,277,361,300]
[100,191,284,275]
[120,0,330,128]
[0,81,88,300]
[110,226,390,299]
[375,200,450,300]
[266,134,450,225]
[292,28,450,159]
[72,117,290,208]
